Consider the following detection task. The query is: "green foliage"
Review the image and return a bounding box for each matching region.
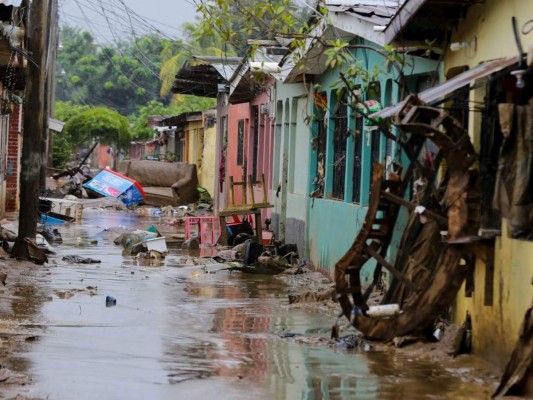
[63,107,132,151]
[52,132,73,169]
[130,97,216,140]
[197,0,316,55]
[56,26,167,115]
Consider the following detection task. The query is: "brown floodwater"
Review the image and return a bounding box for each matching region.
[3,208,498,399]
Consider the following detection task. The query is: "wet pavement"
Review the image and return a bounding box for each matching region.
[2,209,498,399]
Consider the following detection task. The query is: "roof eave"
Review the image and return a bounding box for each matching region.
[383,0,427,44]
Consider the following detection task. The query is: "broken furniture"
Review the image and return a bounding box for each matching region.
[118,160,199,207]
[184,215,217,245]
[39,197,84,223]
[217,174,272,246]
[335,95,480,340]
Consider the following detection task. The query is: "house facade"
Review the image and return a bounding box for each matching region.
[442,0,533,364]
[370,0,533,366]
[0,2,26,216]
[271,6,440,280]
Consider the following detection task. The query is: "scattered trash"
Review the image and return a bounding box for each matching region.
[40,227,63,243]
[0,225,17,242]
[182,237,200,250]
[144,236,168,257]
[366,304,400,318]
[62,255,101,264]
[105,295,117,307]
[84,168,146,206]
[243,239,264,265]
[433,328,444,341]
[279,332,304,339]
[76,237,98,246]
[113,230,158,255]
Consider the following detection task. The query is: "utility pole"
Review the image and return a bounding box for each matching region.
[41,0,59,188]
[12,0,51,260]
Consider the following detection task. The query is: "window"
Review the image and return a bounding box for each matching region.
[237,119,244,166]
[332,94,348,200]
[352,115,363,203]
[312,92,327,198]
[252,107,259,181]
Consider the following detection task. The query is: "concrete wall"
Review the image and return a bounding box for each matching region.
[271,82,309,256]
[445,0,533,69]
[225,86,275,226]
[303,42,439,275]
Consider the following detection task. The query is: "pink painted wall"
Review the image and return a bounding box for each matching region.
[225,82,275,226]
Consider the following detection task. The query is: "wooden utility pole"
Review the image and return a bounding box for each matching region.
[12,0,51,260]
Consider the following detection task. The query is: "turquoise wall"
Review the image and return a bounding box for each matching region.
[305,39,440,276]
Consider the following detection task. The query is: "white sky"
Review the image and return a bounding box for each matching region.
[58,0,199,42]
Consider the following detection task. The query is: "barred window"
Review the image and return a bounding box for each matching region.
[352,115,363,203]
[237,119,244,166]
[332,95,348,200]
[312,93,327,198]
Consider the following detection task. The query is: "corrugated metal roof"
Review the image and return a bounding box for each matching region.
[371,56,518,119]
[326,0,405,27]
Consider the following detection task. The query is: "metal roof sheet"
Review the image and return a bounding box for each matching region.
[326,1,405,27]
[371,56,519,119]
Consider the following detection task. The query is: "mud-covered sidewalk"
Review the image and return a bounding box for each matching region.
[0,207,502,399]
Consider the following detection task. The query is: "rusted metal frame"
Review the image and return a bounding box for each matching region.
[336,164,385,318]
[382,150,446,304]
[352,245,467,340]
[380,191,448,225]
[350,100,474,338]
[365,245,419,292]
[363,133,428,300]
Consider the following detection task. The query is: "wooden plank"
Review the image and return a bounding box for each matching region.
[366,245,419,292]
[219,204,273,215]
[261,174,267,204]
[229,176,235,206]
[248,175,255,204]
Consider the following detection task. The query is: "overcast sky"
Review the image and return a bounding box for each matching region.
[58,0,199,42]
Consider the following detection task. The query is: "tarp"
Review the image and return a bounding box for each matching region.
[84,168,146,206]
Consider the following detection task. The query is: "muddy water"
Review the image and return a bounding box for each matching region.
[11,209,496,399]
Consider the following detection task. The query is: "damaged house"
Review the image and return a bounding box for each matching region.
[170,0,532,392]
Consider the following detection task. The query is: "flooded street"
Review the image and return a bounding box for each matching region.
[2,209,498,399]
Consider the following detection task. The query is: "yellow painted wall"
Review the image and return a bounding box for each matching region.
[453,221,533,364]
[185,119,204,183]
[201,121,217,198]
[447,0,533,364]
[445,0,533,70]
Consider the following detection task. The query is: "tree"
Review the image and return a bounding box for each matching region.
[51,101,91,168]
[56,27,167,115]
[63,107,132,153]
